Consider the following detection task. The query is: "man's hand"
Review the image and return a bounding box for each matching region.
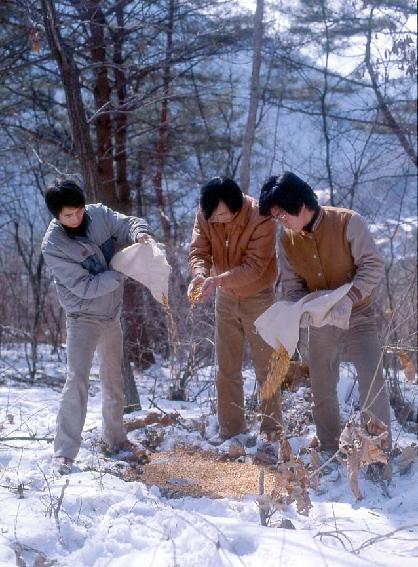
[136,233,153,244]
[187,275,205,303]
[200,276,219,300]
[328,295,353,329]
[187,274,219,303]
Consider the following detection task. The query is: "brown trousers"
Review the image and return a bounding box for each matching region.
[308,306,392,450]
[215,288,282,438]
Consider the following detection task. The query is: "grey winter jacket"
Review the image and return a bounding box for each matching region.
[41,204,149,320]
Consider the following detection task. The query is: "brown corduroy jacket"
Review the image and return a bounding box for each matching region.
[188,195,277,298]
[280,206,384,308]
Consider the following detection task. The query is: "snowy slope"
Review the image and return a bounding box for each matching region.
[0,346,417,567]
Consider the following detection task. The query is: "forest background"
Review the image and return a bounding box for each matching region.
[0,0,416,408]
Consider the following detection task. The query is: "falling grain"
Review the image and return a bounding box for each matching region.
[260,344,290,400]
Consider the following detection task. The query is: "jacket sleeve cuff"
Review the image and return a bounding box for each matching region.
[347,286,362,304]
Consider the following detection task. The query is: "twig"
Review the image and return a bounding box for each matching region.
[352,523,418,554]
[0,436,54,442]
[147,398,192,431]
[258,469,268,526]
[54,478,70,532]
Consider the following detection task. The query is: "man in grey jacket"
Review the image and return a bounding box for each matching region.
[259,172,392,458]
[42,179,151,473]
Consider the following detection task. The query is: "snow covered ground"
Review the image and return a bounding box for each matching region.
[0,345,417,567]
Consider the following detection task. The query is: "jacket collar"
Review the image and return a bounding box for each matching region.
[298,207,324,238]
[225,195,254,229]
[55,211,91,239]
[203,194,254,229]
[311,206,324,232]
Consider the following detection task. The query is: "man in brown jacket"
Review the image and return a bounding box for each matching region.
[259,172,392,457]
[188,177,282,446]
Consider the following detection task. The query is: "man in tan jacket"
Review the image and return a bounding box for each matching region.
[188,177,282,446]
[259,172,392,458]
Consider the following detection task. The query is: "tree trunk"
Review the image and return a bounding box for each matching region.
[240,0,264,194]
[319,0,335,205]
[113,5,130,205]
[41,0,98,201]
[153,0,175,246]
[74,0,117,207]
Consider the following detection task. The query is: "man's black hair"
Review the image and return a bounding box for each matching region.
[200,176,243,220]
[259,172,319,216]
[44,179,86,218]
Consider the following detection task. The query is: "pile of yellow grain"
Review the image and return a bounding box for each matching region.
[124,447,276,499]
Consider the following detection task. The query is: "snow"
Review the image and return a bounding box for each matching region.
[0,345,417,567]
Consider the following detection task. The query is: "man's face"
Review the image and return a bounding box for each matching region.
[270,204,306,232]
[209,201,237,223]
[58,206,85,228]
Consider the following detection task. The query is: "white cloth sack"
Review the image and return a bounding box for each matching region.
[255,283,352,355]
[110,241,171,304]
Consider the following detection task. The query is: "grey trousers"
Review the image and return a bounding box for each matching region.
[308,307,392,451]
[54,316,127,460]
[215,288,282,439]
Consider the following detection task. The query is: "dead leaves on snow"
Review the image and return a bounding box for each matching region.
[395,445,418,475]
[258,430,313,517]
[126,411,180,432]
[398,352,417,383]
[338,411,390,500]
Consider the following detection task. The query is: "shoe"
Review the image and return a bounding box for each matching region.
[114,439,137,453]
[208,432,251,447]
[207,433,227,447]
[100,438,137,457]
[218,433,247,451]
[55,457,73,475]
[253,434,279,465]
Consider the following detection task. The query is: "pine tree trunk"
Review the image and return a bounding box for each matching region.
[41,0,98,201]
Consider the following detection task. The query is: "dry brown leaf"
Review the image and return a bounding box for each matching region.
[260,345,290,400]
[126,411,179,431]
[309,448,321,490]
[364,411,388,438]
[357,435,387,467]
[398,352,416,383]
[256,493,272,514]
[346,451,362,500]
[29,29,41,53]
[228,442,246,459]
[309,435,319,449]
[279,430,292,463]
[339,411,390,500]
[396,445,418,474]
[125,448,151,464]
[191,416,206,437]
[270,456,312,516]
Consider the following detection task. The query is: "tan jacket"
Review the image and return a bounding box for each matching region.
[280,206,384,308]
[188,195,277,298]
